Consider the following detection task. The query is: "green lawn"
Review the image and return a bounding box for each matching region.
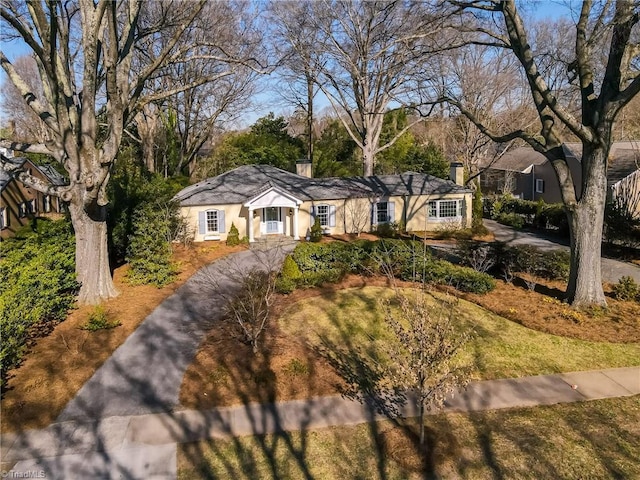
[279,287,640,380]
[178,396,640,480]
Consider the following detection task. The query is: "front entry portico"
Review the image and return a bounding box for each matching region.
[244,186,302,243]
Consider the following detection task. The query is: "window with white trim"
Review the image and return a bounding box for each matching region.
[206,210,218,233]
[428,200,461,220]
[316,205,329,227]
[18,202,27,218]
[44,195,51,213]
[376,202,389,224]
[535,179,545,193]
[1,207,7,229]
[28,198,37,214]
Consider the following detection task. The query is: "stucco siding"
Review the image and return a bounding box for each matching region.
[183,191,472,243]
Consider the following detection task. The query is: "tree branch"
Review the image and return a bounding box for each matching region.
[0,52,60,136]
[0,154,71,200]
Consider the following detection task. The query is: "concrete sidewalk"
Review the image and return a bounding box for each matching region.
[2,366,638,479]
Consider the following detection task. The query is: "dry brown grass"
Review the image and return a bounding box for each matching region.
[0,242,245,433]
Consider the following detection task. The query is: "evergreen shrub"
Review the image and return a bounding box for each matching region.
[126,203,178,287]
[0,219,78,386]
[226,222,241,246]
[310,217,323,242]
[612,276,640,302]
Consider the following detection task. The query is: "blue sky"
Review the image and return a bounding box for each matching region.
[0,1,578,126]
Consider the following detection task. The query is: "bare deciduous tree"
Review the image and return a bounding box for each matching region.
[0,0,261,304]
[0,55,50,142]
[344,196,373,236]
[380,289,470,446]
[197,245,288,354]
[269,0,322,165]
[307,0,455,176]
[444,1,640,306]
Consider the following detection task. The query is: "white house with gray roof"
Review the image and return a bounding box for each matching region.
[175,161,472,243]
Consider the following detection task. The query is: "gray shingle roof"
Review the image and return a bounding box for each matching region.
[480,145,582,172]
[36,164,67,186]
[0,155,68,191]
[175,164,470,207]
[0,155,26,191]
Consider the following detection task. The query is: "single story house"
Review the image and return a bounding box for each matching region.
[1,149,68,238]
[480,142,639,211]
[175,161,472,242]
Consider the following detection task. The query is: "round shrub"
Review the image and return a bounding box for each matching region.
[446,265,496,293]
[496,212,525,229]
[281,254,302,280]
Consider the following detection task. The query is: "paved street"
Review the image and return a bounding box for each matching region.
[484,219,640,283]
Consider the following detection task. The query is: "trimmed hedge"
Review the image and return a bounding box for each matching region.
[485,195,568,234]
[495,212,525,229]
[283,239,495,294]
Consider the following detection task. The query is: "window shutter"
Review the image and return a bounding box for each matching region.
[218,210,225,233]
[310,205,316,222]
[371,203,377,225]
[198,211,206,235]
[387,202,395,222]
[329,205,336,227]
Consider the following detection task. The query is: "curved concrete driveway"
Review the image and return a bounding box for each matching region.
[484,219,640,284]
[57,245,292,423]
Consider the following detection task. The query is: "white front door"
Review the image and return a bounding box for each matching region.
[264,207,282,234]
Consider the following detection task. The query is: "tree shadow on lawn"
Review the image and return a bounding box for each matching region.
[5,258,638,479]
[512,276,566,300]
[455,397,640,479]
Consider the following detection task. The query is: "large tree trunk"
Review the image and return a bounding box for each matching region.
[565,148,608,307]
[70,200,119,305]
[362,142,375,176]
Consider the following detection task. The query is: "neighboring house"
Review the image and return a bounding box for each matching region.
[175,161,472,243]
[480,145,582,203]
[1,149,68,238]
[605,143,640,217]
[480,142,639,210]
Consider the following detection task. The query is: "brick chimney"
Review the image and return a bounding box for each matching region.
[450,162,464,186]
[296,159,312,178]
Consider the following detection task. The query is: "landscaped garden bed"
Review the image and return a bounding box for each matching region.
[0,241,246,433]
[179,281,640,411]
